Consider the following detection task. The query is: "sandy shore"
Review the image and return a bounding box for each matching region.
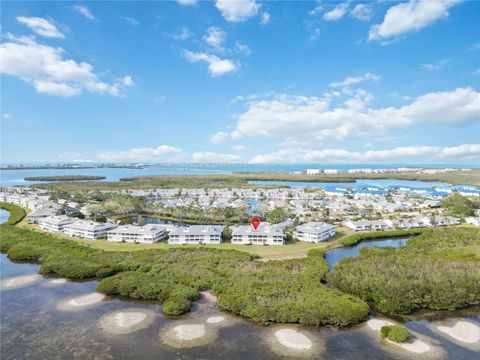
[366,318,395,331]
[160,322,217,348]
[0,274,41,290]
[386,338,431,353]
[57,292,105,312]
[42,278,68,288]
[200,291,217,303]
[275,329,313,350]
[437,321,480,344]
[99,309,155,335]
[206,316,225,324]
[367,318,439,355]
[266,327,321,358]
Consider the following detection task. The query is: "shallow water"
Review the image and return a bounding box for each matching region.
[325,237,409,270]
[1,253,479,359]
[0,209,10,224]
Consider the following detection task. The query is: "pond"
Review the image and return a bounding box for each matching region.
[0,209,10,225]
[325,237,409,270]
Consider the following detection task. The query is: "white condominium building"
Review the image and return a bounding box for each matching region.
[107,224,166,243]
[64,220,117,240]
[168,225,224,245]
[293,222,336,243]
[38,215,75,233]
[231,223,285,245]
[344,219,390,232]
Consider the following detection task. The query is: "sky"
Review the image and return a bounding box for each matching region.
[1,0,479,164]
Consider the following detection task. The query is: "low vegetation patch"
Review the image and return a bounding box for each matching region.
[380,325,410,343]
[327,227,480,314]
[0,202,368,326]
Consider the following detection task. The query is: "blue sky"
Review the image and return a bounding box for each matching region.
[1,0,479,164]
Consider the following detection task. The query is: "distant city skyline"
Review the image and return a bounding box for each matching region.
[1,1,479,163]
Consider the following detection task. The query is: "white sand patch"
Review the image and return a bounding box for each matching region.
[265,327,322,357]
[57,292,105,312]
[275,329,313,350]
[386,338,431,353]
[99,309,155,335]
[437,321,480,344]
[200,291,217,303]
[0,274,41,290]
[161,322,217,348]
[174,324,206,340]
[43,278,68,288]
[367,318,395,331]
[50,279,67,284]
[206,316,225,324]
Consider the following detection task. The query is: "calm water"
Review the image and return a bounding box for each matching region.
[1,163,478,187]
[325,238,409,270]
[0,209,10,224]
[2,253,479,360]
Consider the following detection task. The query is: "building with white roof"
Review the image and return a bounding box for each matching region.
[231,223,284,245]
[306,169,320,175]
[27,206,59,224]
[38,215,75,233]
[344,219,390,232]
[107,224,166,243]
[64,220,118,240]
[465,217,480,227]
[293,222,336,242]
[168,225,224,245]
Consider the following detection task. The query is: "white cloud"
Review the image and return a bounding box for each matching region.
[0,35,133,97]
[210,131,229,144]
[421,58,449,71]
[309,4,323,16]
[203,27,227,52]
[234,41,251,55]
[98,145,183,161]
[468,42,480,51]
[369,0,463,42]
[183,50,238,76]
[173,27,193,41]
[260,12,270,25]
[121,16,139,26]
[2,113,13,120]
[215,0,260,23]
[329,72,380,88]
[323,2,349,21]
[177,0,197,5]
[350,4,373,21]
[73,5,95,20]
[250,144,480,164]
[192,151,242,163]
[232,144,248,151]
[16,16,64,39]
[231,87,480,143]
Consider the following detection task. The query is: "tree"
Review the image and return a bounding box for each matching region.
[222,227,232,243]
[441,193,477,217]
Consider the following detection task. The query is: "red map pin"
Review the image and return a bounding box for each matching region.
[251,216,261,230]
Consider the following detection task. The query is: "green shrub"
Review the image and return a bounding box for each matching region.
[162,297,191,315]
[327,227,480,314]
[380,325,410,343]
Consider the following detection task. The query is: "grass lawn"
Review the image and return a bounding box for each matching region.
[18,220,351,260]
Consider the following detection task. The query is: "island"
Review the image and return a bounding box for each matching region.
[24,175,106,182]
